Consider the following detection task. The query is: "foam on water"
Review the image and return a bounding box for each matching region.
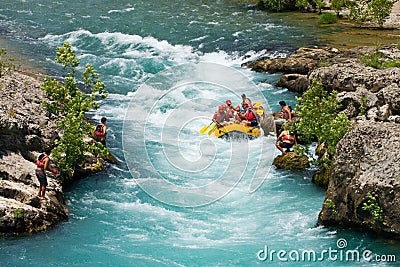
[1,1,399,265]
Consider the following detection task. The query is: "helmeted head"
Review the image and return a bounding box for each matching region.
[226,99,232,105]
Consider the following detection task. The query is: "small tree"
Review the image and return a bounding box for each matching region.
[347,0,369,23]
[368,0,393,27]
[313,0,326,14]
[41,41,108,174]
[330,0,346,16]
[295,0,309,11]
[294,79,350,163]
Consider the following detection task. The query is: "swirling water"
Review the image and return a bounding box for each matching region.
[0,1,399,266]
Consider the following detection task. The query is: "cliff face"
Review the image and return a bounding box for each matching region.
[318,121,400,238]
[0,70,70,235]
[245,44,400,238]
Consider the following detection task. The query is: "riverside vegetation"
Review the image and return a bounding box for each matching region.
[256,0,394,27]
[0,42,112,236]
[246,42,400,238]
[41,41,109,174]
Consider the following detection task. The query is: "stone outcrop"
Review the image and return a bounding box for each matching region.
[273,152,310,169]
[0,70,109,236]
[318,121,400,238]
[243,46,340,93]
[247,44,400,237]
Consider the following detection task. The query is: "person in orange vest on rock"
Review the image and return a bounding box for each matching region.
[275,130,297,155]
[94,117,107,146]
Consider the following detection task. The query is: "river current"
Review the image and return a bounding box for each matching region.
[0,1,398,266]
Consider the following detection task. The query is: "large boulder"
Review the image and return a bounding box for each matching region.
[273,152,310,169]
[0,151,68,235]
[318,121,400,238]
[0,70,110,236]
[245,46,338,74]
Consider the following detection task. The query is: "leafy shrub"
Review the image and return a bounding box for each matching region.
[368,0,393,27]
[324,199,338,216]
[260,0,298,11]
[41,41,108,174]
[0,48,17,78]
[362,193,383,222]
[319,12,338,24]
[360,50,400,69]
[294,79,351,163]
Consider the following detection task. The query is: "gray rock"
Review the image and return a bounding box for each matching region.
[318,121,400,238]
[276,73,309,93]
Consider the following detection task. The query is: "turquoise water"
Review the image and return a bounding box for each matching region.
[0,1,399,266]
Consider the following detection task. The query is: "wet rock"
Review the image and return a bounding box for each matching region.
[276,73,309,93]
[273,152,310,169]
[318,121,400,238]
[0,70,111,236]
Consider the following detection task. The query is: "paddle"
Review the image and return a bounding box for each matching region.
[200,122,214,134]
[208,124,217,136]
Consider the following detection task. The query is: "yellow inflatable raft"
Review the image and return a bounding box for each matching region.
[213,123,261,139]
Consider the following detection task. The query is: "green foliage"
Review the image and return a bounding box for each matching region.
[359,51,384,68]
[312,0,326,14]
[347,0,369,23]
[362,193,383,222]
[330,0,346,15]
[368,0,393,27]
[319,12,338,24]
[0,48,17,78]
[293,144,309,156]
[324,199,338,216]
[294,79,351,159]
[261,0,288,11]
[295,0,309,10]
[346,0,393,26]
[41,41,108,174]
[359,95,367,115]
[13,208,23,219]
[360,50,400,69]
[382,59,400,68]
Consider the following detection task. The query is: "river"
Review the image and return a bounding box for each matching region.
[0,0,398,266]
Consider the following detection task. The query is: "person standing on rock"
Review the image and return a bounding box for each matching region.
[35,149,55,200]
[94,117,107,147]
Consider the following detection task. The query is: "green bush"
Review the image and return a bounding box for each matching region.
[368,0,393,27]
[294,79,351,165]
[260,0,299,11]
[362,193,383,222]
[0,48,17,78]
[360,50,400,69]
[41,41,108,174]
[319,12,338,24]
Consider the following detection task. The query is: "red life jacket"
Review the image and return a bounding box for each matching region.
[282,131,295,143]
[36,154,48,168]
[245,109,256,121]
[94,124,105,137]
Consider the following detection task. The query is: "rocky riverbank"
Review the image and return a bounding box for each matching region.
[0,70,108,236]
[245,44,400,238]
